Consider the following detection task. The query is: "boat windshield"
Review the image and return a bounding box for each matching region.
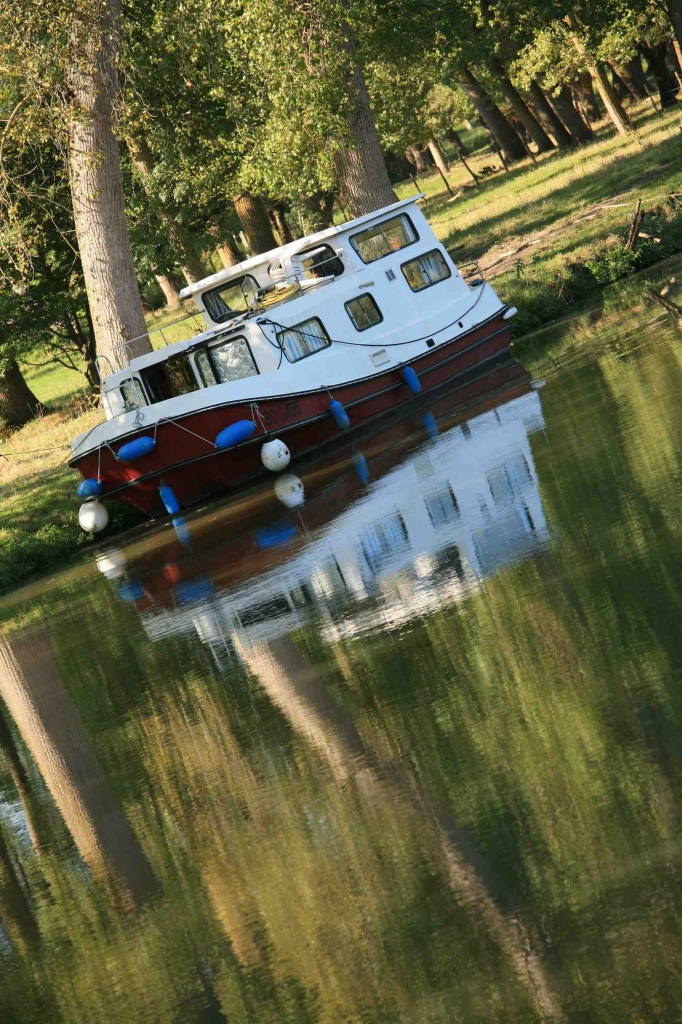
[203,275,260,322]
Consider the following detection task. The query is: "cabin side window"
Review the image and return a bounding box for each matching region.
[140,356,198,402]
[349,214,418,264]
[277,317,331,362]
[165,354,200,395]
[298,244,344,279]
[202,275,260,322]
[193,349,217,387]
[401,249,451,292]
[209,336,259,383]
[345,293,383,332]
[120,377,147,412]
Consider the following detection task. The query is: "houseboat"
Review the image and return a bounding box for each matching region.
[71,196,516,519]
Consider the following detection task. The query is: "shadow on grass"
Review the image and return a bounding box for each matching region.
[423,110,682,260]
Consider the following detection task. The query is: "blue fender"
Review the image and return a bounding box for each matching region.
[77,478,103,500]
[403,366,422,395]
[117,436,157,462]
[118,580,145,603]
[422,411,439,439]
[254,520,298,549]
[215,419,256,449]
[330,399,350,431]
[352,451,370,485]
[159,482,181,515]
[171,516,192,550]
[175,578,214,605]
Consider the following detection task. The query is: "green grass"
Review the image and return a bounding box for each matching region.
[394,100,682,338]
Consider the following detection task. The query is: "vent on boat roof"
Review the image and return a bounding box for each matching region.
[385,268,396,281]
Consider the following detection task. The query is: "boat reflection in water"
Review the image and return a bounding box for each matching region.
[105,358,548,657]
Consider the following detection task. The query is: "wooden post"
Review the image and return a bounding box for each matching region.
[436,165,455,196]
[458,153,480,186]
[626,198,643,249]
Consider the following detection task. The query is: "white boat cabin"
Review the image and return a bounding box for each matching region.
[99,196,500,423]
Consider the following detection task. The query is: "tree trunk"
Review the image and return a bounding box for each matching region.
[236,635,566,1023]
[668,39,682,77]
[155,273,182,309]
[0,353,41,429]
[213,226,244,269]
[639,41,680,107]
[459,68,526,163]
[670,0,682,57]
[445,128,469,156]
[234,193,278,255]
[0,632,158,908]
[67,0,150,374]
[0,825,38,953]
[127,136,208,284]
[618,56,650,100]
[427,138,451,175]
[216,245,239,269]
[566,14,632,134]
[528,81,575,149]
[332,60,397,216]
[548,85,594,143]
[407,145,428,172]
[0,705,47,855]
[269,203,295,244]
[301,193,335,233]
[608,63,634,100]
[574,72,601,123]
[488,59,555,152]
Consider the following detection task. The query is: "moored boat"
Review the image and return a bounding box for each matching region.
[70,196,516,518]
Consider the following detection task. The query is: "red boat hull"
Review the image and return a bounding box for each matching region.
[72,312,511,516]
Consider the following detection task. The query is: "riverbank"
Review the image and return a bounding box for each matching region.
[395,100,682,341]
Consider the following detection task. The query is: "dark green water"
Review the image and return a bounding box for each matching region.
[2,270,682,1023]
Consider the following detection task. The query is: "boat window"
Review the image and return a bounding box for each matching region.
[349,213,418,264]
[140,363,173,403]
[298,244,344,279]
[165,353,200,395]
[276,317,331,363]
[194,349,217,387]
[360,514,409,575]
[202,275,260,322]
[209,336,259,383]
[120,377,147,412]
[401,249,451,292]
[425,486,460,527]
[345,293,383,332]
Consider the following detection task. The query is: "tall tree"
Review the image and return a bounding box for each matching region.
[234,194,279,255]
[0,350,42,430]
[565,12,632,134]
[459,68,527,162]
[67,0,151,370]
[668,0,682,55]
[528,81,575,148]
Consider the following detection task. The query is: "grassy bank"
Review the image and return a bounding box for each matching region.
[395,100,682,340]
[1,98,682,594]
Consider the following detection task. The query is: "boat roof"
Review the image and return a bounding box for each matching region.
[178,195,422,301]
